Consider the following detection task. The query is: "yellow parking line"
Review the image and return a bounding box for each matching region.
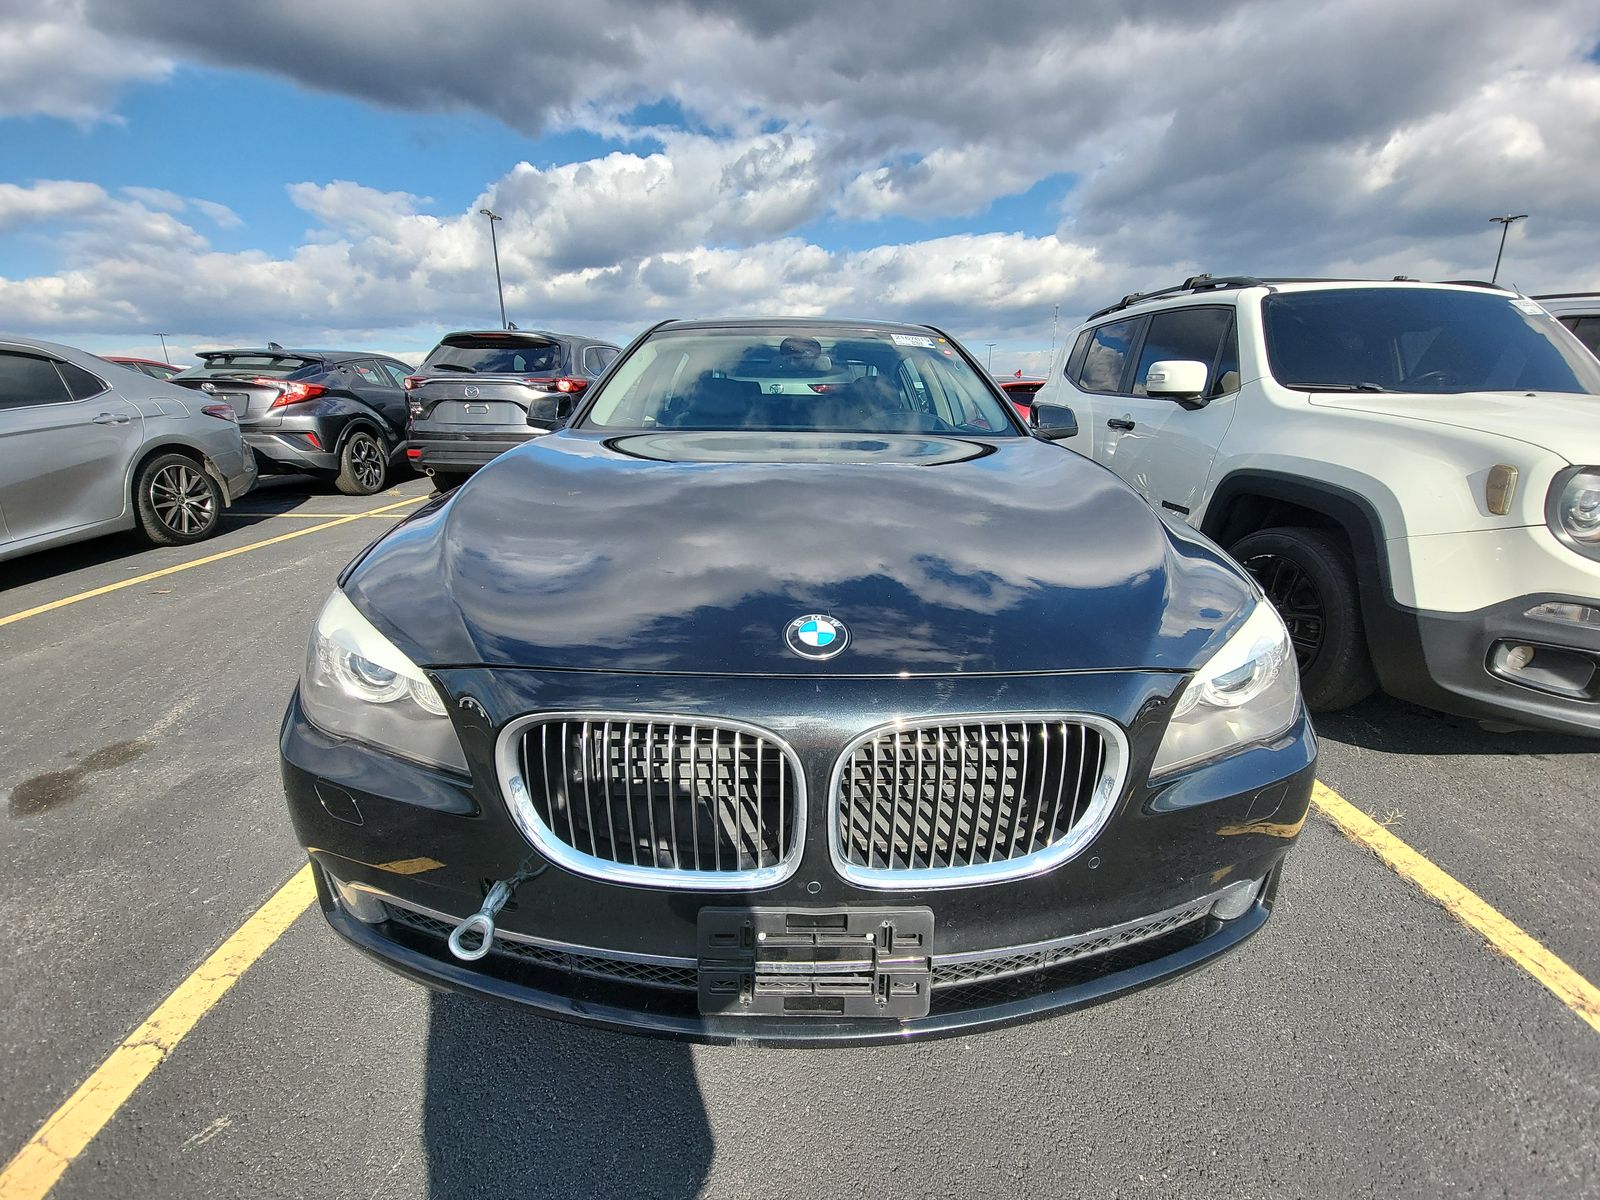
[221,511,413,519]
[0,494,426,629]
[1313,781,1600,1035]
[0,867,317,1200]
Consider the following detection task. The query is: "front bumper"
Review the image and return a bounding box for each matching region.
[280,668,1316,1043]
[1369,592,1600,735]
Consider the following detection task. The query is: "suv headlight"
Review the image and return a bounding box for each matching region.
[299,590,468,772]
[1547,467,1600,560]
[1150,601,1301,778]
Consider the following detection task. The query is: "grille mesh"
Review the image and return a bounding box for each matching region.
[519,717,799,873]
[836,720,1107,872]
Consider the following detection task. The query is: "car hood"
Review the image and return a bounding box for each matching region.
[1307,390,1600,462]
[344,430,1255,675]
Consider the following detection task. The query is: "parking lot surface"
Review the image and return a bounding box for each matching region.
[2,475,1596,1199]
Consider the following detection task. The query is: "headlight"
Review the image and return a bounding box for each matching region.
[1150,601,1301,778]
[1547,467,1600,559]
[299,590,468,772]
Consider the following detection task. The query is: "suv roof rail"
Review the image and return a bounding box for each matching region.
[1532,291,1599,300]
[1435,279,1512,291]
[1085,275,1359,321]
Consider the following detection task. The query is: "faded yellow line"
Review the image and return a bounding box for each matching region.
[0,867,316,1200]
[1313,781,1600,1035]
[221,511,413,519]
[0,494,425,629]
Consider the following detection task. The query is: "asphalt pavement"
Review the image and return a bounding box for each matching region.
[1,473,1596,1199]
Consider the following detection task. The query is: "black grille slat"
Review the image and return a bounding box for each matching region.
[837,720,1108,874]
[522,717,798,875]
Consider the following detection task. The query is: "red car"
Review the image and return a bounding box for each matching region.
[1000,377,1044,419]
[105,356,183,381]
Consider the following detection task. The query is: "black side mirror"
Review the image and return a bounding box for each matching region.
[526,395,574,429]
[1030,401,1078,441]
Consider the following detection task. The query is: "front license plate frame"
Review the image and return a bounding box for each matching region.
[697,906,934,1019]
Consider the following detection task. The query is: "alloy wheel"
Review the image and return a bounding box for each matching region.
[149,463,216,536]
[350,435,384,491]
[1242,552,1325,671]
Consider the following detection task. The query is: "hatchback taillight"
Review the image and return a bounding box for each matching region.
[270,381,328,408]
[200,403,237,421]
[403,375,424,390]
[524,376,589,394]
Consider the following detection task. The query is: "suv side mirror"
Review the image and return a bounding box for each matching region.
[1030,401,1079,441]
[1144,359,1210,409]
[526,395,574,430]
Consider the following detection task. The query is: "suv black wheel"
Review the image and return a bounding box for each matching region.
[336,429,388,496]
[430,471,470,493]
[1230,526,1378,712]
[134,453,222,546]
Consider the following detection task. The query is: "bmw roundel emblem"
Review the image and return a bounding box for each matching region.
[784,613,849,660]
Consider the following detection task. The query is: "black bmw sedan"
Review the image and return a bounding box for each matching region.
[280,318,1316,1044]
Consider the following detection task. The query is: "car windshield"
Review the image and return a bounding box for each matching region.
[423,335,563,375]
[1262,288,1600,395]
[581,327,1021,435]
[174,354,318,380]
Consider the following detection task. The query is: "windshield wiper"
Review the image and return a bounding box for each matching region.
[1289,382,1391,393]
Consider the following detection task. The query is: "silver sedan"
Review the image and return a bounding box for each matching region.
[0,335,257,563]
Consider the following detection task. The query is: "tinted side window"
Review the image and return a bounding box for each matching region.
[1210,315,1241,396]
[582,346,605,376]
[57,360,107,400]
[1566,316,1600,358]
[596,347,618,370]
[379,361,412,387]
[1065,330,1092,381]
[1075,318,1142,394]
[0,351,73,409]
[1132,307,1232,397]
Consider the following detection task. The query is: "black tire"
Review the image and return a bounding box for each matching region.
[430,471,470,493]
[1230,526,1378,712]
[335,429,388,496]
[134,453,223,546]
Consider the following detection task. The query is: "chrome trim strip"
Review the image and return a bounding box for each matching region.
[928,884,1233,983]
[344,884,698,967]
[827,711,1129,891]
[494,710,807,892]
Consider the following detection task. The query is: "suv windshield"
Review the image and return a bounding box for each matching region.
[1262,288,1600,395]
[423,335,563,375]
[582,327,1020,435]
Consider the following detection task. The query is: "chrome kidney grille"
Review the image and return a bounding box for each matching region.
[831,717,1125,888]
[498,715,805,889]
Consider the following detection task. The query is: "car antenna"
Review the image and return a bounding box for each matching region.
[267,341,284,351]
[506,321,519,330]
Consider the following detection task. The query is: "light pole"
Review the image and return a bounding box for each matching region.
[1051,304,1059,354]
[478,208,507,329]
[155,333,171,364]
[1489,214,1527,284]
[985,342,997,372]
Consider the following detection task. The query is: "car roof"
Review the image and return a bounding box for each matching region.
[435,329,613,345]
[1085,277,1526,324]
[654,316,943,335]
[193,348,408,364]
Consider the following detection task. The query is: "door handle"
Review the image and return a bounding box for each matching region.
[1106,417,1136,431]
[92,413,131,425]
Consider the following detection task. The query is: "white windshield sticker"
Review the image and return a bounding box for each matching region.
[1512,298,1546,315]
[891,334,937,347]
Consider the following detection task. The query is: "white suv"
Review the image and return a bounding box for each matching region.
[1030,276,1600,736]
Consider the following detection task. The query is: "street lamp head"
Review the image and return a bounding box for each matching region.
[479,208,502,221]
[1489,213,1528,224]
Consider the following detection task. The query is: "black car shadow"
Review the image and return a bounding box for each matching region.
[1314,691,1596,757]
[422,992,713,1199]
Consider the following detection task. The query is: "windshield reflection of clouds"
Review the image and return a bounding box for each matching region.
[354,432,1250,674]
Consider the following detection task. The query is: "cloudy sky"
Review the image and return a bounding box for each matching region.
[2,0,1597,371]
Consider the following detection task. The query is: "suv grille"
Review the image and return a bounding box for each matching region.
[833,718,1118,885]
[505,715,803,886]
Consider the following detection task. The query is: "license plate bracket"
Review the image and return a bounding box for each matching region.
[697,906,934,1019]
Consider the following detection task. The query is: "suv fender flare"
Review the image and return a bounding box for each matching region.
[1200,469,1421,690]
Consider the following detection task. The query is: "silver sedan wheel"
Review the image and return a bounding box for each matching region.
[149,463,217,536]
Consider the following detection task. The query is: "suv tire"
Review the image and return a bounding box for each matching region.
[134,453,223,546]
[1230,526,1378,712]
[430,471,470,493]
[336,429,388,496]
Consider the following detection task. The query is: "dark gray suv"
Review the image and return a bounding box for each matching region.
[404,329,619,490]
